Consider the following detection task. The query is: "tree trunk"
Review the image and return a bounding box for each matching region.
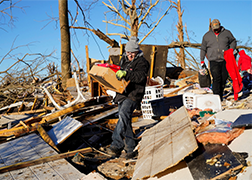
[176,0,185,69]
[59,0,71,88]
[129,0,138,37]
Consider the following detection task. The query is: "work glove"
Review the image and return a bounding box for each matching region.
[116,70,127,80]
[201,61,206,69]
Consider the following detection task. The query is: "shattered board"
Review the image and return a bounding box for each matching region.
[47,116,82,145]
[231,113,252,128]
[132,106,198,180]
[185,144,243,180]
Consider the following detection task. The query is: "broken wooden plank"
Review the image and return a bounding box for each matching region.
[30,96,38,110]
[132,106,198,180]
[0,146,92,173]
[0,125,38,138]
[81,106,118,126]
[5,109,46,115]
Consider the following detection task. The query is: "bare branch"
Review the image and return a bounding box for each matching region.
[139,5,172,44]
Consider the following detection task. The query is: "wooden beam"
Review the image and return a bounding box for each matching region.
[86,45,91,93]
[6,109,46,115]
[120,44,123,61]
[31,96,38,110]
[163,83,193,97]
[0,125,38,138]
[150,46,156,79]
[82,106,118,126]
[0,147,92,173]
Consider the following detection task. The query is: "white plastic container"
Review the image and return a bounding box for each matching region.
[142,85,163,100]
[141,77,164,119]
[183,92,222,112]
[141,100,154,119]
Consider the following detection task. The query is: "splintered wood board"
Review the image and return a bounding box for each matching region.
[0,133,84,179]
[186,144,243,180]
[132,106,198,180]
[47,116,82,145]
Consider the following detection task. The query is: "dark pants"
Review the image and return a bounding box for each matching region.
[210,61,228,101]
[111,98,137,153]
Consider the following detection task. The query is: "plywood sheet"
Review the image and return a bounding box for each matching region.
[47,116,82,145]
[0,133,84,179]
[132,106,198,180]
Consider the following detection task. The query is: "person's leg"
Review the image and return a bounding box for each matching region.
[121,99,138,153]
[210,61,222,100]
[220,61,228,99]
[110,98,137,154]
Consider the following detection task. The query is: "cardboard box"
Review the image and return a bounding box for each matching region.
[89,65,129,94]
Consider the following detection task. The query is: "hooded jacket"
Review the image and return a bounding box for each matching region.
[200,26,236,62]
[114,51,150,104]
[238,50,251,71]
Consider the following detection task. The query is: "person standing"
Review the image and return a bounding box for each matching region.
[106,36,150,159]
[200,19,237,101]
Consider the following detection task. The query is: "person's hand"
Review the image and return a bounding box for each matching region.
[116,70,127,80]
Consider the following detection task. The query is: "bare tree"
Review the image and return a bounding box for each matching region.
[58,0,71,88]
[0,0,25,29]
[170,0,185,68]
[102,0,172,42]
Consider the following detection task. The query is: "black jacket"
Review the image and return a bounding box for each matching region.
[200,26,236,62]
[114,51,150,104]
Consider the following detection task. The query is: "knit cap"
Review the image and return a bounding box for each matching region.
[125,36,139,52]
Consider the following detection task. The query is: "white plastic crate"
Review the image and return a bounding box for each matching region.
[183,92,222,112]
[141,86,164,119]
[141,77,164,119]
[141,100,154,119]
[142,85,164,100]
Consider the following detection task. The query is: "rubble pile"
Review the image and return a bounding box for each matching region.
[0,67,252,180]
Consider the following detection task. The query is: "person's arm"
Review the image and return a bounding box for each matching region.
[228,31,237,50]
[200,35,207,65]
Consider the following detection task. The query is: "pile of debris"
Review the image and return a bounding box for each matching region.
[0,67,251,180]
